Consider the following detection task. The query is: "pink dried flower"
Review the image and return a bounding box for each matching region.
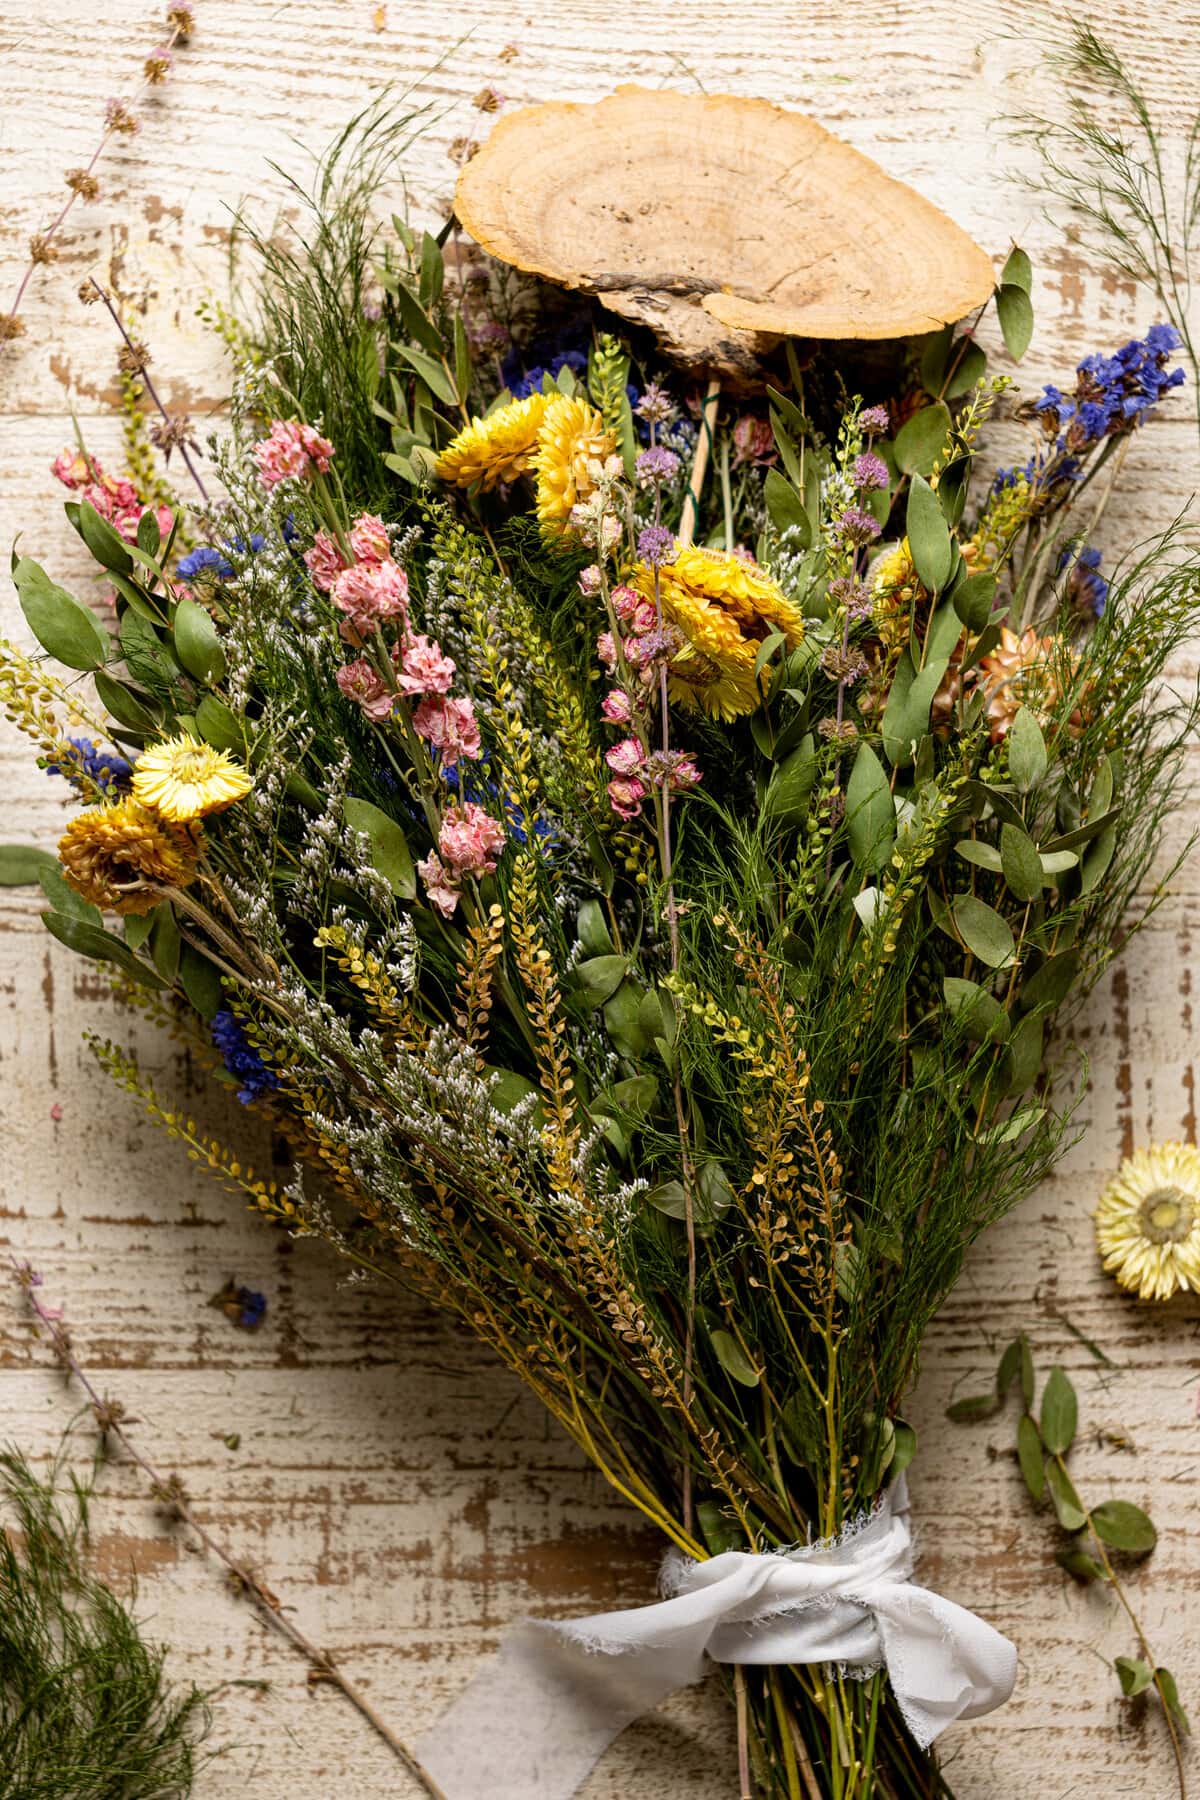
[332,558,410,637]
[439,801,505,877]
[303,529,346,593]
[396,633,455,697]
[732,415,776,466]
[252,418,334,488]
[596,631,619,673]
[348,512,391,563]
[144,46,173,83]
[578,564,603,597]
[601,690,632,725]
[629,601,658,636]
[605,737,644,777]
[417,852,460,918]
[51,447,88,488]
[611,585,639,622]
[336,658,395,720]
[607,775,646,820]
[412,694,482,766]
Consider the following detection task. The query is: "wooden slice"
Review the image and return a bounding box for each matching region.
[455,86,996,378]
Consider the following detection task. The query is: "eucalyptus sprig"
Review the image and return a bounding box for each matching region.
[949,1335,1190,1794]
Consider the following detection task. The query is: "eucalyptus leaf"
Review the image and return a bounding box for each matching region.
[1057,1546,1107,1584]
[709,1328,760,1389]
[41,912,170,989]
[575,954,628,1007]
[893,402,952,476]
[1001,246,1033,293]
[1007,707,1047,793]
[764,469,811,545]
[906,476,952,591]
[952,894,1016,969]
[94,669,159,732]
[763,735,817,829]
[943,975,1010,1042]
[195,693,244,752]
[1115,1656,1154,1698]
[1040,1365,1078,1456]
[70,498,134,576]
[1017,1412,1046,1501]
[38,862,100,924]
[951,571,997,631]
[1000,822,1044,902]
[943,341,987,399]
[845,743,894,872]
[882,656,948,766]
[1090,1499,1156,1554]
[955,839,1003,873]
[997,282,1035,360]
[343,796,416,899]
[13,558,110,671]
[179,944,223,1018]
[0,844,60,886]
[1155,1667,1190,1733]
[1045,1456,1087,1532]
[394,342,457,407]
[173,595,227,685]
[945,1392,999,1423]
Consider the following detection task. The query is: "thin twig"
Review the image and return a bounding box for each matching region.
[87,279,211,505]
[10,1257,448,1800]
[3,12,191,348]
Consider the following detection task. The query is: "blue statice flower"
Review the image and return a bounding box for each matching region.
[1059,544,1109,619]
[45,735,132,793]
[211,1007,278,1104]
[1034,324,1185,447]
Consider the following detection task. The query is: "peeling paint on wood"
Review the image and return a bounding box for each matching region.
[1,4,1198,1794]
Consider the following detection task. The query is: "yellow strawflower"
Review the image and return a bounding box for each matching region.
[1095,1142,1200,1301]
[532,394,616,538]
[59,798,200,915]
[434,392,550,490]
[132,732,253,822]
[632,543,805,721]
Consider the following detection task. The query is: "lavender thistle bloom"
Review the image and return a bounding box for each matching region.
[851,451,889,492]
[858,404,890,433]
[635,446,681,486]
[635,382,675,426]
[834,506,881,547]
[637,524,676,567]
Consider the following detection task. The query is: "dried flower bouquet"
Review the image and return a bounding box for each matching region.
[2,94,1197,1799]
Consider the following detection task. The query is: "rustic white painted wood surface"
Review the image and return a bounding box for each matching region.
[1,4,1198,1795]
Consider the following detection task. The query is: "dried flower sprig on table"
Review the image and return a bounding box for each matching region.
[0,1438,208,1797]
[948,1333,1189,1793]
[10,1260,446,1800]
[1,5,196,350]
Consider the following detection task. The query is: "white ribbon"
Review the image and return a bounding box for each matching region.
[418,1480,1016,1799]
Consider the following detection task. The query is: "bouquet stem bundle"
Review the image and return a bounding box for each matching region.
[3,105,1197,1796]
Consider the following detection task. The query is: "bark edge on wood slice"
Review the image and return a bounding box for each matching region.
[455,86,997,381]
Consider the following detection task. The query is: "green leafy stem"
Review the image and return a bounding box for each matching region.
[949,1336,1190,1797]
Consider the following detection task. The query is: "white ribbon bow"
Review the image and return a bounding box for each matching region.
[419,1480,1016,1799]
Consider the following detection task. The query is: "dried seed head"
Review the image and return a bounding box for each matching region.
[28,234,58,266]
[65,167,101,201]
